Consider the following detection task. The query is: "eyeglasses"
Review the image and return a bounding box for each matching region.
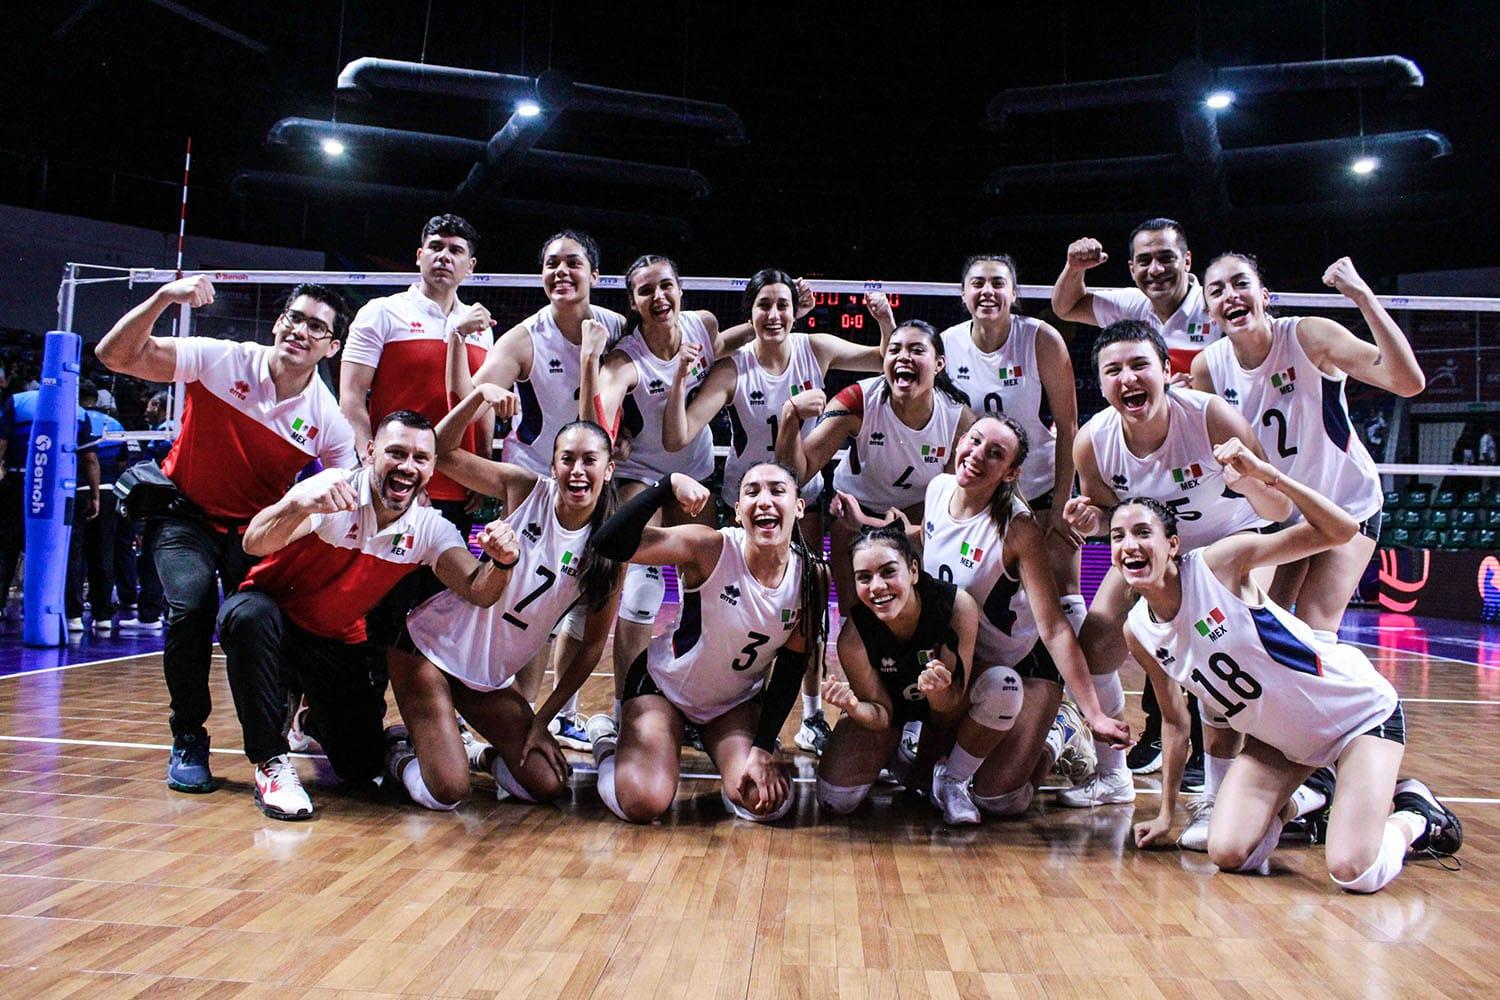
[280,309,337,341]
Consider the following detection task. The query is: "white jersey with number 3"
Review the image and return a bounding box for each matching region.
[1201,316,1382,522]
[406,477,589,690]
[831,376,966,512]
[922,474,1039,667]
[1088,387,1265,550]
[1126,549,1396,766]
[648,528,803,724]
[724,333,824,504]
[941,317,1057,502]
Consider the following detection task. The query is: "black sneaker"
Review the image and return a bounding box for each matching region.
[1127,738,1163,775]
[1393,777,1463,857]
[682,722,706,753]
[1301,766,1338,844]
[1179,753,1205,794]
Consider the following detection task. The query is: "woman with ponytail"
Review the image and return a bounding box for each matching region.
[383,383,623,810]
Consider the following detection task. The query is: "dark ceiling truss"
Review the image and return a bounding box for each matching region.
[980,56,1452,227]
[237,57,749,238]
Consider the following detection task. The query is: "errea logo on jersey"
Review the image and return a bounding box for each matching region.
[1111,473,1129,490]
[921,444,945,464]
[646,378,667,395]
[560,549,581,576]
[1194,607,1228,641]
[955,365,971,380]
[1171,463,1203,490]
[748,389,766,405]
[1156,646,1177,665]
[548,358,565,374]
[390,532,416,557]
[958,541,985,567]
[230,380,250,400]
[1223,388,1240,405]
[522,522,543,542]
[1271,367,1297,394]
[719,584,741,606]
[869,432,886,446]
[879,656,898,673]
[289,417,319,445]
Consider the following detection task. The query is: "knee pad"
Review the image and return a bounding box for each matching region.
[1091,672,1126,718]
[1229,818,1282,874]
[722,786,794,823]
[557,602,588,642]
[595,754,628,821]
[968,666,1023,731]
[1059,594,1086,636]
[1331,822,1407,894]
[619,564,666,625]
[398,757,461,812]
[816,777,871,815]
[973,783,1033,817]
[491,753,539,803]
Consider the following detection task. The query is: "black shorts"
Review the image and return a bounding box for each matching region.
[1363,700,1406,745]
[1027,489,1055,512]
[1008,639,1063,686]
[1358,509,1384,542]
[621,649,665,703]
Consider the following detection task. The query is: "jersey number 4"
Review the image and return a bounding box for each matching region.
[501,566,558,630]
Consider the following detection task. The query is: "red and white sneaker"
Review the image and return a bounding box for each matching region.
[254,754,314,821]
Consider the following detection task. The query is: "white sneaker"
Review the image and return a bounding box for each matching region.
[1057,766,1136,807]
[91,617,115,634]
[1178,795,1214,852]
[794,710,833,755]
[460,723,492,771]
[118,615,164,632]
[66,617,85,633]
[585,714,619,762]
[1051,700,1097,784]
[931,760,981,826]
[254,754,314,820]
[899,720,922,764]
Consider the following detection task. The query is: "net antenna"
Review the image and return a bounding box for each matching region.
[166,137,193,428]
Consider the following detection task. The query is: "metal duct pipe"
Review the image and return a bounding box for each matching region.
[986,153,1188,195]
[334,57,748,144]
[230,171,693,238]
[1221,130,1452,169]
[985,54,1424,127]
[266,118,712,195]
[456,109,559,200]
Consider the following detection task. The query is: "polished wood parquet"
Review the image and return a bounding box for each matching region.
[1,635,1496,998]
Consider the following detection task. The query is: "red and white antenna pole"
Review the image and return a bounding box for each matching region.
[175,137,192,278]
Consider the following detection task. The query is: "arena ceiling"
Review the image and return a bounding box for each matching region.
[9,1,1499,288]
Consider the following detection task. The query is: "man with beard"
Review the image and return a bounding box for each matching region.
[216,410,520,820]
[94,276,358,793]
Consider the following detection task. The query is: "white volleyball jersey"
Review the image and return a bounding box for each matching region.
[647,528,803,724]
[831,376,966,512]
[941,318,1058,502]
[406,477,591,690]
[724,333,824,504]
[1126,549,1397,767]
[615,311,716,483]
[505,305,626,476]
[1202,316,1382,522]
[1090,276,1222,375]
[1088,387,1266,550]
[922,474,1040,668]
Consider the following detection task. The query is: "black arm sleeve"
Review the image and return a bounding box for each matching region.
[590,477,676,560]
[753,645,808,752]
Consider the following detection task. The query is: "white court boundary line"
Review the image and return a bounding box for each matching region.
[3,734,1500,805]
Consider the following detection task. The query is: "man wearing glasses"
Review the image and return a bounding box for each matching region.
[96,276,357,794]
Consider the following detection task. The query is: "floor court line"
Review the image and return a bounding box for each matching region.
[3,734,1500,804]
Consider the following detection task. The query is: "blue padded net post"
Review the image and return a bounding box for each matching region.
[23,332,83,647]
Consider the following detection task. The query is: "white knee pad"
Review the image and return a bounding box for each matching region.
[1091,671,1126,718]
[399,758,460,812]
[1331,822,1407,894]
[491,753,538,803]
[816,777,872,815]
[722,787,794,823]
[619,564,666,625]
[973,783,1033,817]
[595,754,628,821]
[557,602,588,642]
[1059,594,1086,636]
[968,666,1023,731]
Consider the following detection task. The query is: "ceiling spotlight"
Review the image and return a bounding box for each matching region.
[1204,91,1235,110]
[516,101,541,118]
[1351,156,1379,175]
[320,137,346,157]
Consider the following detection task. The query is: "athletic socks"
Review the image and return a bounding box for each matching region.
[1204,753,1233,799]
[803,691,821,720]
[944,745,986,784]
[1091,673,1127,772]
[1287,782,1329,821]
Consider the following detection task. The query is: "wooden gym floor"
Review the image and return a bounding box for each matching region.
[0,613,1496,998]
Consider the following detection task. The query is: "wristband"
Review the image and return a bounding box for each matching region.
[495,557,519,570]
